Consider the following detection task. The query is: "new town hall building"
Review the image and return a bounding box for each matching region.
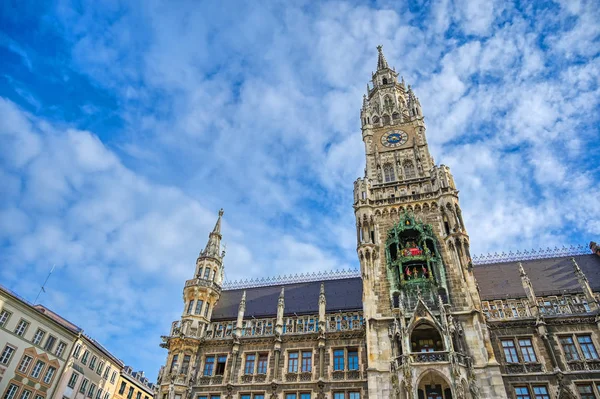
[156,47,600,399]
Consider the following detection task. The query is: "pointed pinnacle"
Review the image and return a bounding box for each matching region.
[376,45,389,70]
[279,287,285,298]
[518,262,527,277]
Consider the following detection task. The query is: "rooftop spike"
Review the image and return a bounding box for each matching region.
[201,209,224,258]
[376,45,389,70]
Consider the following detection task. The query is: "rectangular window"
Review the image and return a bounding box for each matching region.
[515,387,531,399]
[119,382,127,395]
[18,355,33,373]
[577,385,595,399]
[43,366,56,384]
[96,361,105,375]
[89,355,97,370]
[73,344,82,358]
[578,335,599,360]
[560,336,580,361]
[103,366,110,379]
[181,355,191,375]
[95,388,103,399]
[35,395,44,399]
[105,394,110,399]
[127,387,134,399]
[532,386,550,399]
[170,354,179,373]
[333,349,344,371]
[215,355,227,375]
[31,360,46,378]
[348,350,359,370]
[56,342,67,357]
[19,390,31,399]
[204,303,210,317]
[203,268,210,279]
[288,352,298,373]
[0,310,12,327]
[285,395,297,399]
[111,371,117,384]
[43,335,56,352]
[187,301,194,314]
[203,356,215,376]
[194,300,203,315]
[518,339,537,362]
[257,354,268,374]
[333,394,345,399]
[81,350,90,364]
[349,394,360,399]
[80,379,89,394]
[501,340,519,363]
[88,384,96,398]
[4,384,19,399]
[67,372,79,388]
[136,393,141,399]
[245,354,256,375]
[299,394,310,399]
[0,345,16,365]
[15,319,30,336]
[32,329,46,345]
[301,351,312,372]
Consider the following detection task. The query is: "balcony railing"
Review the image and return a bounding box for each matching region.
[394,351,470,368]
[567,360,600,371]
[504,363,544,374]
[482,294,591,321]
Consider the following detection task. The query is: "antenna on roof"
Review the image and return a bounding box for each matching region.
[34,264,56,304]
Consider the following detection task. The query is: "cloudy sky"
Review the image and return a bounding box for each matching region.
[1,0,599,378]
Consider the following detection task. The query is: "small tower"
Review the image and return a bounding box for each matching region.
[182,209,226,335]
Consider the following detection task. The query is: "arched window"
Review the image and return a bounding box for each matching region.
[384,96,393,108]
[392,112,400,120]
[382,77,388,84]
[382,115,390,124]
[411,323,444,353]
[372,115,379,124]
[403,160,416,179]
[383,163,395,183]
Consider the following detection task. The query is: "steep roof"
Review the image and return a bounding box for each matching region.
[212,278,363,321]
[473,254,600,300]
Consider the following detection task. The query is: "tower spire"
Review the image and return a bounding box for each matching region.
[201,209,224,258]
[376,45,389,70]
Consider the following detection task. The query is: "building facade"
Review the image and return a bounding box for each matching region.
[113,366,154,399]
[156,47,600,399]
[0,287,79,399]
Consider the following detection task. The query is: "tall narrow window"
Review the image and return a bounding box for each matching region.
[4,384,19,399]
[43,336,56,352]
[333,349,344,371]
[0,310,11,327]
[103,366,110,379]
[245,354,256,374]
[560,336,580,361]
[301,352,312,372]
[81,350,90,364]
[195,300,204,315]
[127,387,134,399]
[257,354,268,374]
[348,350,359,370]
[203,356,215,376]
[89,356,97,370]
[181,355,191,375]
[383,163,395,183]
[56,342,67,357]
[578,335,598,360]
[0,346,16,365]
[32,329,46,345]
[15,320,30,336]
[403,160,416,179]
[31,360,46,379]
[288,352,298,373]
[577,385,595,399]
[170,354,178,373]
[518,339,537,362]
[88,383,96,398]
[119,382,127,395]
[43,367,56,384]
[80,379,89,394]
[18,355,33,373]
[215,355,227,376]
[186,301,194,314]
[204,303,210,318]
[501,340,519,363]
[18,390,31,399]
[67,372,79,388]
[203,268,210,279]
[73,344,82,358]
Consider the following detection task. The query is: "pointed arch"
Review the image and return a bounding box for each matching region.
[403,160,416,179]
[383,163,396,182]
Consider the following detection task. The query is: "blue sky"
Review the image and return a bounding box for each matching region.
[1,0,599,380]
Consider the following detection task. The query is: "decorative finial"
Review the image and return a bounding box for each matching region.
[279,287,285,298]
[320,282,325,295]
[218,208,224,217]
[518,262,526,276]
[377,45,383,52]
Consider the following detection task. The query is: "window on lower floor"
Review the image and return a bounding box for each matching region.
[95,388,103,399]
[43,336,56,352]
[170,354,179,373]
[89,356,97,370]
[203,356,215,376]
[31,360,46,379]
[0,345,16,365]
[287,352,298,373]
[67,372,79,388]
[127,387,134,399]
[245,354,256,375]
[3,384,19,399]
[136,392,141,399]
[257,354,268,374]
[18,390,31,399]
[18,355,33,373]
[81,350,90,364]
[215,355,227,375]
[240,394,264,399]
[15,319,30,336]
[560,336,581,361]
[532,386,550,399]
[43,366,56,384]
[181,355,191,375]
[32,329,46,345]
[56,342,67,358]
[578,336,599,360]
[333,348,359,371]
[79,379,89,394]
[34,395,44,399]
[87,384,96,399]
[284,393,311,399]
[578,385,596,399]
[518,339,537,362]
[514,387,530,399]
[111,371,117,384]
[334,394,360,399]
[119,382,126,395]
[501,340,520,363]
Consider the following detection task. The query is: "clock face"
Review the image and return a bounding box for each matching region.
[381,130,408,148]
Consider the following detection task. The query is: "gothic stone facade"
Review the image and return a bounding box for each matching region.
[156,47,600,399]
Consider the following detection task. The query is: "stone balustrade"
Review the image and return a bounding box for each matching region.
[482,294,591,321]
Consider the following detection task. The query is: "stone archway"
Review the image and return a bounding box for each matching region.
[416,369,453,399]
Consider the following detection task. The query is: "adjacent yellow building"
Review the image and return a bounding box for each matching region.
[113,367,154,399]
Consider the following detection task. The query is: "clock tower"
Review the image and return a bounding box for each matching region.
[354,46,507,399]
